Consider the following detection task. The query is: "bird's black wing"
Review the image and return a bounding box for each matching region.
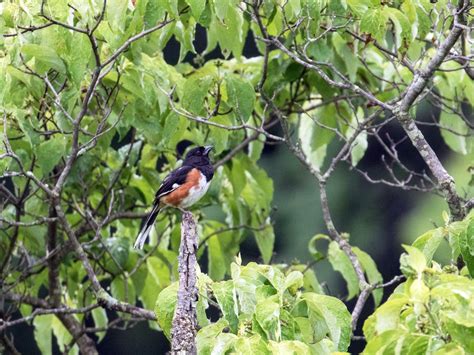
[155,165,193,198]
[134,165,194,249]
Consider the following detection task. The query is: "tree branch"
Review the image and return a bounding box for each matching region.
[171,211,199,354]
[393,0,470,221]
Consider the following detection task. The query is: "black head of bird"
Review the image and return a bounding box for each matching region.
[183,145,213,166]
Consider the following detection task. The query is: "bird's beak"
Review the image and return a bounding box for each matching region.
[204,145,214,155]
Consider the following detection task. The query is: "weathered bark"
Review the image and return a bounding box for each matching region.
[394,0,470,221]
[171,211,199,355]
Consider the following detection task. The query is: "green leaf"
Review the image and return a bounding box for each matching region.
[439,111,469,155]
[104,237,129,275]
[208,114,232,154]
[255,296,281,341]
[155,281,179,339]
[230,262,262,314]
[107,0,128,32]
[65,33,92,87]
[412,228,444,263]
[225,76,256,122]
[400,244,427,277]
[299,115,327,171]
[233,335,270,354]
[182,75,213,115]
[21,44,66,74]
[347,0,374,17]
[197,319,237,354]
[284,271,304,295]
[312,106,338,149]
[147,256,172,289]
[409,278,429,306]
[332,33,359,81]
[363,294,409,340]
[211,280,239,333]
[211,6,245,57]
[34,315,53,355]
[350,130,368,166]
[214,0,229,21]
[384,8,412,48]
[254,225,275,264]
[328,241,359,300]
[459,219,474,277]
[443,314,474,351]
[186,0,206,20]
[303,293,352,351]
[353,247,383,307]
[206,223,239,280]
[111,276,136,303]
[360,8,388,43]
[36,136,67,176]
[52,316,78,354]
[91,308,108,342]
[174,20,196,62]
[268,340,311,354]
[308,234,330,262]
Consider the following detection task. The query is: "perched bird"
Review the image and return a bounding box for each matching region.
[134,145,214,249]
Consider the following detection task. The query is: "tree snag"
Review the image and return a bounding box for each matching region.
[171,211,199,354]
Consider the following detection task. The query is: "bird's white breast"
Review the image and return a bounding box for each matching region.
[180,174,210,208]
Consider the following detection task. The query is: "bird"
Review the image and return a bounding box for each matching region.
[133,145,214,249]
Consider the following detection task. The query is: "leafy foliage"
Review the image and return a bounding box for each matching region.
[0,0,472,353]
[157,260,352,354]
[364,212,474,354]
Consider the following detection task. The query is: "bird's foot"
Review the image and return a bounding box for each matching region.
[178,207,189,214]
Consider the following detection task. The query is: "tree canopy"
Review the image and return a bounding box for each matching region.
[0,0,473,353]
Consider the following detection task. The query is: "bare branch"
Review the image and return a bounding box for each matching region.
[171,212,199,354]
[393,0,470,220]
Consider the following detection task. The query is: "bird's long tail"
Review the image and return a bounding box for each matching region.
[134,202,161,250]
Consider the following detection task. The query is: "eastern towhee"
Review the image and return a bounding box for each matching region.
[134,146,214,249]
